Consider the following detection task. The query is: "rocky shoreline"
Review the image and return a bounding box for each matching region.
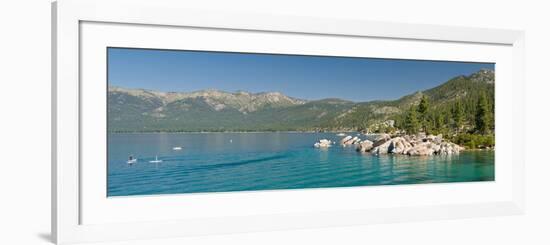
[314,133,463,156]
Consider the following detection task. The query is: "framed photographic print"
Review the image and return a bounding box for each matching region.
[106,48,496,196]
[52,0,525,244]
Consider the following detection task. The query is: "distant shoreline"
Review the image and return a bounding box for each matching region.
[108,130,359,134]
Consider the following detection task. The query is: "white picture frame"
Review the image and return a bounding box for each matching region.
[52,0,525,244]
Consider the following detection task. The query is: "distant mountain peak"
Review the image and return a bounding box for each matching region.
[235,90,250,95]
[312,98,354,104]
[468,69,495,84]
[108,86,307,114]
[196,88,221,93]
[476,68,495,74]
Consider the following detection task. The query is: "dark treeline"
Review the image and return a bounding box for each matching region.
[393,93,495,149]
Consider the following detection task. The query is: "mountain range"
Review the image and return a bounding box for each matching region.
[108,69,495,132]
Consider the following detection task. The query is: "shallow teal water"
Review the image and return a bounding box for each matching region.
[107,132,494,197]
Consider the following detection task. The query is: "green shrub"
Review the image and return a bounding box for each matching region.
[451,133,494,149]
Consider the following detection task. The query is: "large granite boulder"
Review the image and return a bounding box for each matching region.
[371,141,391,155]
[388,137,413,154]
[356,140,374,153]
[436,142,462,155]
[405,142,437,156]
[314,139,332,148]
[340,136,353,145]
[372,133,391,147]
[371,136,413,155]
[342,136,361,146]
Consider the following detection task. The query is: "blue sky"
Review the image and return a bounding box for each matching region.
[108,47,494,102]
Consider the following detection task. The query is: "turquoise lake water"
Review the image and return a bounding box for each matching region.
[107,132,494,197]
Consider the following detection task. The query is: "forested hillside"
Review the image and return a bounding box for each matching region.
[108,69,495,147]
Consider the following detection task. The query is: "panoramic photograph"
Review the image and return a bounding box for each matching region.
[107,47,495,197]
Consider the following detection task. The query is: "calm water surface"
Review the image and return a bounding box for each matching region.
[107,132,494,197]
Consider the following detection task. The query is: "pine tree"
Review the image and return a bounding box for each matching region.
[434,113,445,134]
[417,95,430,132]
[359,121,369,133]
[452,101,465,133]
[475,92,491,135]
[404,105,420,134]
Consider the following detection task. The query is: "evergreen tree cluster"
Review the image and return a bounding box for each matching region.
[400,94,493,135]
[395,91,494,149]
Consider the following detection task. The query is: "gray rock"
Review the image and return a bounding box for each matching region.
[356,140,374,153]
[314,139,332,148]
[436,142,462,155]
[434,134,443,144]
[388,137,413,154]
[373,133,391,147]
[405,142,436,156]
[356,133,462,156]
[342,136,361,145]
[372,138,394,155]
[340,136,352,145]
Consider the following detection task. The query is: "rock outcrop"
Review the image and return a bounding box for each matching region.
[368,134,462,156]
[372,134,391,147]
[317,133,463,156]
[314,139,332,148]
[389,137,414,154]
[340,136,361,146]
[437,142,462,155]
[356,140,374,153]
[404,142,438,156]
[340,136,352,145]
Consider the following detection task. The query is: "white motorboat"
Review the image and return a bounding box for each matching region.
[149,155,163,163]
[172,146,183,151]
[127,155,137,164]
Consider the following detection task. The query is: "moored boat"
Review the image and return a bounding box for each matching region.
[127,155,137,164]
[149,155,163,163]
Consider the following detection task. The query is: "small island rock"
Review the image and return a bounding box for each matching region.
[314,139,332,148]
